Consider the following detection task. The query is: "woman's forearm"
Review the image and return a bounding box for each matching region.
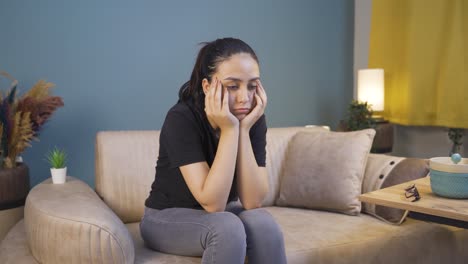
[236,128,269,209]
[201,128,239,212]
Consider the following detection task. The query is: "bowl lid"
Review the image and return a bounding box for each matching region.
[430,157,468,173]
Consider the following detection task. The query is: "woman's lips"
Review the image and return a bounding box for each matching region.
[234,108,250,114]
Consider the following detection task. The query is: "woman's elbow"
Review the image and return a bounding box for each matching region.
[243,201,263,210]
[202,203,226,213]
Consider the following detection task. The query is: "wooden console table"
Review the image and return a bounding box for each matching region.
[359,177,468,227]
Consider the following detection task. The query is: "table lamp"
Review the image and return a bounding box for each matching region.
[357,68,393,153]
[357,68,384,119]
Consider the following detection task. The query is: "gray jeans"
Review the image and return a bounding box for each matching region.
[140,201,287,264]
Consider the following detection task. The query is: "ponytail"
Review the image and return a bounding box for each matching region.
[179,42,212,107]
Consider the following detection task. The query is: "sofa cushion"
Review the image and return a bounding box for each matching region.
[262,126,329,206]
[276,129,375,215]
[361,154,429,223]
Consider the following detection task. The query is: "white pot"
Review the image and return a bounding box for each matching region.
[50,167,67,184]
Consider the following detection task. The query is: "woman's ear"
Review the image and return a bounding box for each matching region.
[202,78,210,94]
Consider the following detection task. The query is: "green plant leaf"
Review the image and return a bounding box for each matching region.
[45,147,67,169]
[346,100,375,131]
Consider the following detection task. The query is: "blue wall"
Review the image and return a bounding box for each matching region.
[0,0,354,188]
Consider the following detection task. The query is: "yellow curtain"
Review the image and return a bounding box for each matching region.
[369,0,468,128]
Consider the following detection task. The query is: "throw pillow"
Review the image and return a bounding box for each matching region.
[276,129,376,215]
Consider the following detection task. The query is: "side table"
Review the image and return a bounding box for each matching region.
[359,177,468,228]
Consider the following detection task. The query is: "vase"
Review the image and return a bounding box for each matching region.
[50,167,67,184]
[0,163,30,210]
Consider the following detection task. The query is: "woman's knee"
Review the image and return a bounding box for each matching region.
[238,209,283,239]
[207,212,246,244]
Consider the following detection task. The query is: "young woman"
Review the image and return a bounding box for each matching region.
[140,37,287,264]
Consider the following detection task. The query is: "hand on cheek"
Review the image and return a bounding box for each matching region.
[204,77,238,131]
[251,91,257,112]
[240,80,267,130]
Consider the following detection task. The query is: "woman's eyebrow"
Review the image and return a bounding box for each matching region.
[223,77,260,82]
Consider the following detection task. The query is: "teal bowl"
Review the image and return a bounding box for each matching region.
[429,157,468,199]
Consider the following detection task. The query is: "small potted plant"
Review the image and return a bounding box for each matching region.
[45,147,68,184]
[345,100,376,131]
[338,100,393,153]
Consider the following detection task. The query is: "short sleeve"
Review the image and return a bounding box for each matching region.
[249,115,267,167]
[160,107,206,168]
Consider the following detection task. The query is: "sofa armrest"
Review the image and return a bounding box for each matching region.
[361,154,429,224]
[25,176,135,264]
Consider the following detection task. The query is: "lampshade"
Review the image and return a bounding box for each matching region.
[357,69,384,111]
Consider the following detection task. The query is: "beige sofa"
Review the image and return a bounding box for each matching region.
[1,126,468,263]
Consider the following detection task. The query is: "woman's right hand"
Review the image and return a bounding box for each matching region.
[205,77,239,131]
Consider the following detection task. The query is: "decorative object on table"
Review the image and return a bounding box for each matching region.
[429,154,468,198]
[45,147,67,184]
[404,183,420,202]
[448,128,464,156]
[0,71,64,208]
[338,69,393,153]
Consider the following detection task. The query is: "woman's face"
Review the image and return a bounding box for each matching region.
[208,53,260,121]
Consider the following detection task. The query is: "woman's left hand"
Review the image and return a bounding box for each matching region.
[240,80,268,131]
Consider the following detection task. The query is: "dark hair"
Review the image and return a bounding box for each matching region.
[179,37,259,110]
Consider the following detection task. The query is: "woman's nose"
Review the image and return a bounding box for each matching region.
[237,88,250,103]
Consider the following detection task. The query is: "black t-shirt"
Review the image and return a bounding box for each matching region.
[145,100,267,210]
